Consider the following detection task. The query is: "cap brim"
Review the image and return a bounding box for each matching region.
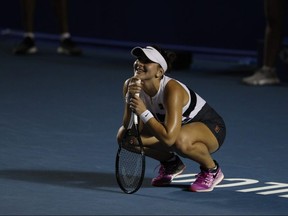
[131,47,145,58]
[130,46,168,72]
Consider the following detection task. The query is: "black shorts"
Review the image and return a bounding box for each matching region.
[184,103,226,150]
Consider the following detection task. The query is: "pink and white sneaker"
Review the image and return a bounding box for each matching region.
[190,166,224,192]
[152,155,186,186]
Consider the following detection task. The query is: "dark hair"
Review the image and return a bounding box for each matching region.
[150,45,176,72]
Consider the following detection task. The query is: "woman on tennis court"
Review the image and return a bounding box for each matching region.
[116,45,226,192]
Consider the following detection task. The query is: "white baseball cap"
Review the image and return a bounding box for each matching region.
[131,46,168,72]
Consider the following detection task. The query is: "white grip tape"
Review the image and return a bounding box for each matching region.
[133,79,141,125]
[133,92,139,124]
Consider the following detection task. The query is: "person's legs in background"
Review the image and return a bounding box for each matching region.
[53,0,82,56]
[13,0,82,56]
[242,0,285,85]
[13,0,37,55]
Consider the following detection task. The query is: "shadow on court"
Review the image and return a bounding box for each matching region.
[0,169,157,191]
[0,169,195,193]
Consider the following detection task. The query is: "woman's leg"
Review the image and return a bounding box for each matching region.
[117,125,174,162]
[21,0,36,33]
[263,0,286,67]
[174,122,219,169]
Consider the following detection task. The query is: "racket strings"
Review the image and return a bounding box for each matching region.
[117,148,144,192]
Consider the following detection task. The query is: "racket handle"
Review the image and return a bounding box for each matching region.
[133,93,139,125]
[133,78,141,125]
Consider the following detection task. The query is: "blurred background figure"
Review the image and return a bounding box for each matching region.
[13,0,82,56]
[242,0,286,86]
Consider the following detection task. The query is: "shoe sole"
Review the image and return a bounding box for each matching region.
[242,78,280,86]
[27,47,38,54]
[57,47,82,56]
[190,173,224,192]
[57,47,70,55]
[13,47,38,55]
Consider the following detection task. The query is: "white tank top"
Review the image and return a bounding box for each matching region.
[140,75,206,123]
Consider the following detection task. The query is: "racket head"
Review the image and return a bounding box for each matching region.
[115,124,145,194]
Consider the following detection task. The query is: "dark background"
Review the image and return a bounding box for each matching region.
[0,0,267,52]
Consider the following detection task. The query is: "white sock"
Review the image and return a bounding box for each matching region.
[262,65,276,73]
[60,32,71,40]
[24,32,34,38]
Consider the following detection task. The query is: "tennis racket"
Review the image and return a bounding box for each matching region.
[115,93,145,194]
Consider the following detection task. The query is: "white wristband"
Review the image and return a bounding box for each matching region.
[140,110,153,124]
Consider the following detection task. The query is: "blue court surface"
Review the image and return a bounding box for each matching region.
[1,36,288,215]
